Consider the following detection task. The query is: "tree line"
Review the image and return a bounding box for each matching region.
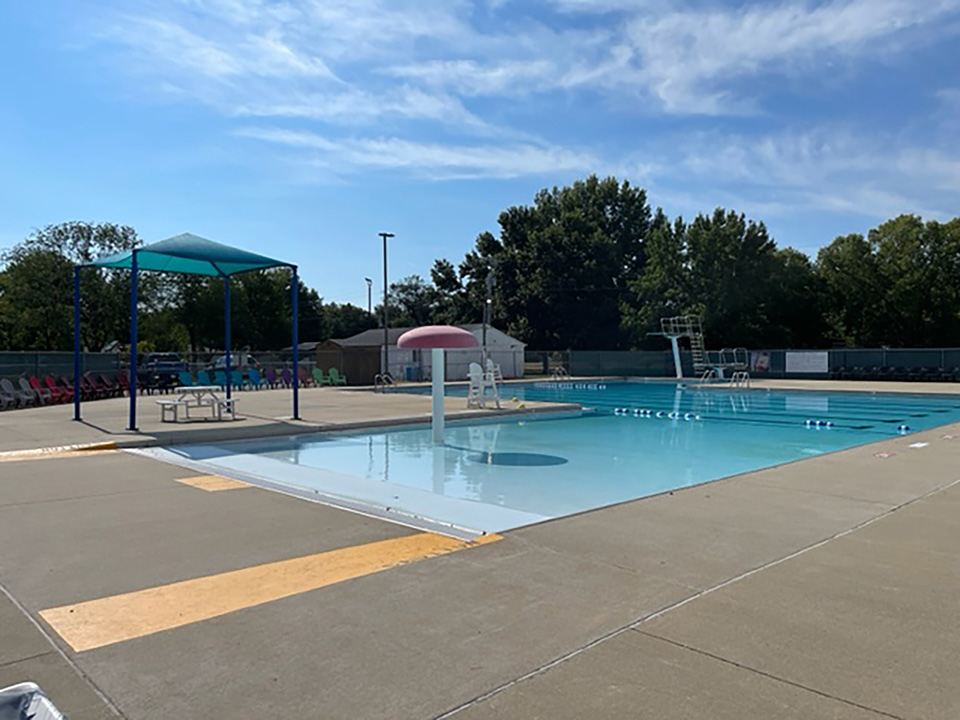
[2,177,958,353]
[0,222,376,353]
[388,176,960,350]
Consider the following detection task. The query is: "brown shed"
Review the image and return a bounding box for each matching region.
[315,339,381,386]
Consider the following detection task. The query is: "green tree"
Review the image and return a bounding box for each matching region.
[0,250,74,350]
[0,222,143,351]
[816,233,883,345]
[623,207,817,348]
[817,215,960,347]
[766,248,827,348]
[621,209,689,345]
[324,302,377,339]
[374,275,439,327]
[440,175,651,349]
[681,209,781,347]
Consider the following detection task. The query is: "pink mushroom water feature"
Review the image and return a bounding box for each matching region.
[397,325,479,443]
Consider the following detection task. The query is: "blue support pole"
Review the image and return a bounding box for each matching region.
[128,251,139,431]
[73,266,81,421]
[292,266,299,420]
[224,276,232,400]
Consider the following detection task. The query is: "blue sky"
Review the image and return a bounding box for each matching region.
[1,0,958,308]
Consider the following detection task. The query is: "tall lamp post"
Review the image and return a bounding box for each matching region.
[379,232,394,378]
[364,277,372,315]
[482,266,496,364]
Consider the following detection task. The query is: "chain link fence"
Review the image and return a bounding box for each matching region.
[7,347,960,386]
[526,348,960,381]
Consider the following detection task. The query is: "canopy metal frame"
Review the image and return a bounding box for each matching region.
[72,233,300,430]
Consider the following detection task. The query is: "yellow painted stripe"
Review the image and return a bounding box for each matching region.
[0,441,117,460]
[175,475,250,492]
[41,532,501,652]
[0,448,118,462]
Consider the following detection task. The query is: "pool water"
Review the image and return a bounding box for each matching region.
[160,382,960,536]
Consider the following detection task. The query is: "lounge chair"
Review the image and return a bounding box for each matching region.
[24,377,53,405]
[298,366,314,387]
[0,380,17,409]
[1,378,35,408]
[231,369,245,389]
[280,368,293,387]
[94,373,118,397]
[45,375,73,403]
[60,375,79,400]
[264,367,279,388]
[248,368,266,389]
[311,367,327,386]
[328,367,347,386]
[99,373,122,397]
[82,372,105,399]
[18,377,46,405]
[178,370,195,387]
[115,370,130,395]
[197,369,213,386]
[213,370,227,389]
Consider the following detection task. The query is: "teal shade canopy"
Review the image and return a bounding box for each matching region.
[85,233,293,277]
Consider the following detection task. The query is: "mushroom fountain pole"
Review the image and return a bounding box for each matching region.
[431,347,445,443]
[397,325,479,445]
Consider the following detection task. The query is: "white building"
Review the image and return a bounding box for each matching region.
[336,324,526,380]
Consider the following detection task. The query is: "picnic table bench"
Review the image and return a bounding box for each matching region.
[157,386,237,422]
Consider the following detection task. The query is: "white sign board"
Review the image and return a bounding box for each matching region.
[785,351,829,374]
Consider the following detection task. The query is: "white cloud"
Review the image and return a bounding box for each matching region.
[232,86,493,132]
[236,127,600,179]
[619,0,960,113]
[81,0,960,203]
[98,0,960,119]
[383,59,558,97]
[668,127,960,220]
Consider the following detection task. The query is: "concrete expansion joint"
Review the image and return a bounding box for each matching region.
[0,650,54,669]
[631,629,903,719]
[433,476,960,720]
[0,582,126,719]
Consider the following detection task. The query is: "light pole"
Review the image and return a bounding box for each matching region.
[482,266,496,364]
[379,232,394,377]
[364,277,372,315]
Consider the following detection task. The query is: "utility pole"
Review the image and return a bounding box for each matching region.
[379,233,394,377]
[364,277,372,315]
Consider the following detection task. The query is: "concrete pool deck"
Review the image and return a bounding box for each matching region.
[1,379,959,718]
[0,387,574,454]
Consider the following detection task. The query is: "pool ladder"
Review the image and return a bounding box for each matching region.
[374,373,395,393]
[730,371,751,388]
[699,368,719,384]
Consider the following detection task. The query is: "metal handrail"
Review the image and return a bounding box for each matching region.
[373,372,395,393]
[699,368,719,383]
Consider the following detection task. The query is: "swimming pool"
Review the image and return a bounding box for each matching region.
[153,382,960,537]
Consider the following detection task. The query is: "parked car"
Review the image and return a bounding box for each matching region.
[139,353,187,391]
[207,353,261,372]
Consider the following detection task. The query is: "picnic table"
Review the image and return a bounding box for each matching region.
[157,385,237,422]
